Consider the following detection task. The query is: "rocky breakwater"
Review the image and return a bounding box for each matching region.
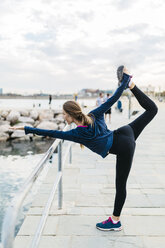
[0,109,66,142]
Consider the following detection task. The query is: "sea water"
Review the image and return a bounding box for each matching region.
[0,139,55,241]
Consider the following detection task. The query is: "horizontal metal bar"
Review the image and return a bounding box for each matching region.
[30,172,62,248]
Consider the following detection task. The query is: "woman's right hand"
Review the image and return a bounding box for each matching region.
[9,126,25,131]
[123,67,131,76]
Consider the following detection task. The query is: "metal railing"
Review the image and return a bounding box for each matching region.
[0,124,73,248]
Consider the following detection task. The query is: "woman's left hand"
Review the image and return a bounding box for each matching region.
[9,126,25,131]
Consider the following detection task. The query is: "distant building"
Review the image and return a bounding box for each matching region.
[78,89,100,97]
[140,85,155,96]
[0,88,3,95]
[78,88,114,97]
[103,90,113,95]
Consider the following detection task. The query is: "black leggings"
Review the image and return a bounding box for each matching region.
[109,86,158,216]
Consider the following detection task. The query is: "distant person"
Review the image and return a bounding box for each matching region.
[49,95,52,108]
[49,95,52,105]
[10,66,158,233]
[117,100,123,112]
[104,93,112,123]
[74,93,78,101]
[96,92,104,107]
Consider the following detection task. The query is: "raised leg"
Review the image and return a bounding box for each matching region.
[129,85,158,140]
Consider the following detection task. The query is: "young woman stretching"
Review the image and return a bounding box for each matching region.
[10,66,158,231]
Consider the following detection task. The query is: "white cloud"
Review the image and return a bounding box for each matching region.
[0,0,165,93]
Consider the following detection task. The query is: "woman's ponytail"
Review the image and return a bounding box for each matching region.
[81,113,93,126]
[80,113,94,149]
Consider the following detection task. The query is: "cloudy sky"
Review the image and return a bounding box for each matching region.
[0,0,165,94]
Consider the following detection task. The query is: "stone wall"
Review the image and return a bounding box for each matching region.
[0,109,65,142]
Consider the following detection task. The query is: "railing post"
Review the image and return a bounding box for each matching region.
[128,92,132,119]
[69,145,72,164]
[58,142,63,209]
[69,124,73,164]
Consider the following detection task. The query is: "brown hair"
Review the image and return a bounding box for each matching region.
[63,100,94,148]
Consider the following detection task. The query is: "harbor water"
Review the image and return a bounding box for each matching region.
[0,98,96,241]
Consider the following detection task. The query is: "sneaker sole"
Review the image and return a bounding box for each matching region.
[96,226,123,231]
[117,65,125,83]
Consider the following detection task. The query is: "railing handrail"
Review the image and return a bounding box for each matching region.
[0,124,73,248]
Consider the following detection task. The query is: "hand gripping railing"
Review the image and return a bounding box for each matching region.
[0,124,73,248]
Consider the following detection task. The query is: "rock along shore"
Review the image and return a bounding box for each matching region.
[0,108,65,142]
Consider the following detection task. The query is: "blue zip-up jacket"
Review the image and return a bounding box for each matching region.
[25,74,130,158]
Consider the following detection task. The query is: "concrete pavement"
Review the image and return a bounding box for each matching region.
[14,99,165,248]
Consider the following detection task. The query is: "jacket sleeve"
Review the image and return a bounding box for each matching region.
[89,74,130,118]
[24,126,80,143]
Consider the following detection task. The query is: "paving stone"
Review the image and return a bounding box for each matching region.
[27,207,43,215]
[31,193,51,207]
[71,236,144,248]
[71,236,114,248]
[80,207,106,215]
[146,194,165,207]
[124,207,165,216]
[76,194,114,207]
[134,175,161,184]
[39,236,71,248]
[127,189,142,195]
[122,216,165,236]
[17,215,59,235]
[63,174,78,184]
[81,188,100,195]
[140,183,164,189]
[142,236,165,248]
[81,183,103,189]
[77,175,109,184]
[17,216,42,235]
[79,168,111,176]
[14,236,33,248]
[100,188,116,194]
[67,207,82,215]
[127,184,142,189]
[125,194,152,208]
[141,189,164,194]
[42,216,59,235]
